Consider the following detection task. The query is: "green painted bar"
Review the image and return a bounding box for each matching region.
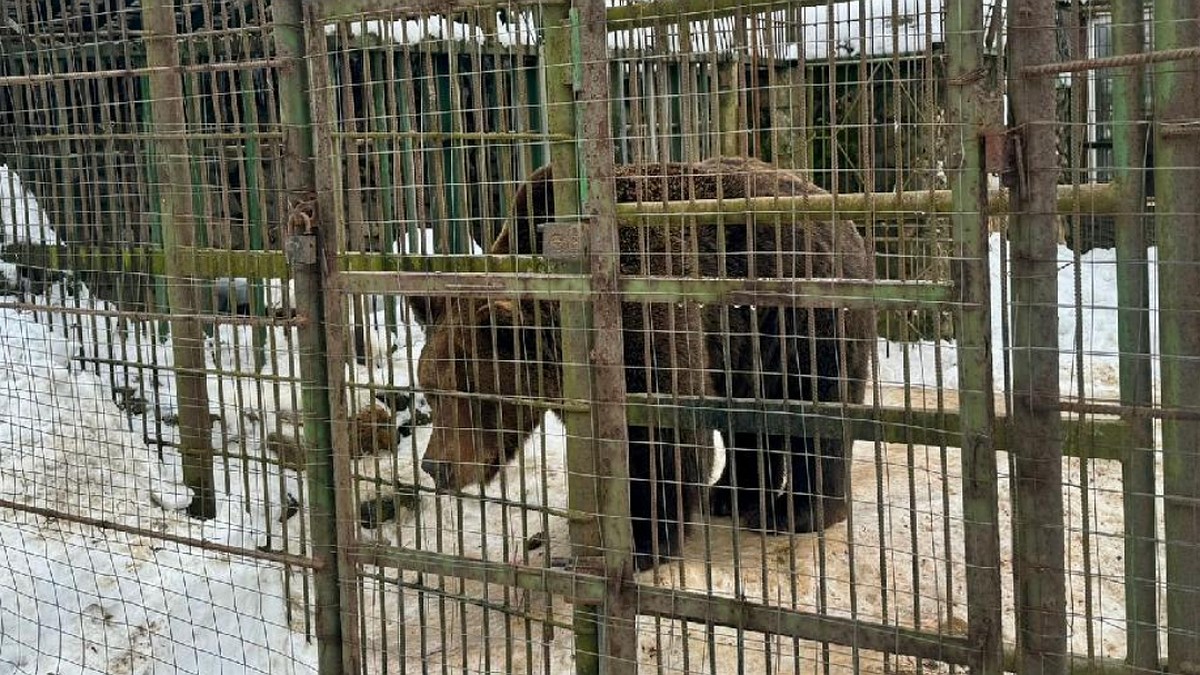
[945,0,1004,671]
[1154,0,1200,669]
[339,270,950,308]
[614,183,1119,222]
[1110,1,1160,671]
[315,0,559,21]
[273,2,350,673]
[542,4,602,673]
[239,81,269,371]
[6,182,1123,279]
[621,396,1127,462]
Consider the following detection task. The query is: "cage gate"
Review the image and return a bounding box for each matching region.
[314,1,1004,674]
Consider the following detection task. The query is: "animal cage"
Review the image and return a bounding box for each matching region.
[0,0,1197,674]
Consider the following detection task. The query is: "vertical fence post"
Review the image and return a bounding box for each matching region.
[1110,1,1159,670]
[576,2,639,672]
[141,0,216,520]
[1008,1,1067,673]
[945,1,1003,672]
[1154,1,1200,670]
[542,5,604,674]
[272,3,355,673]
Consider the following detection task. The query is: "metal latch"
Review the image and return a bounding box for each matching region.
[285,234,317,266]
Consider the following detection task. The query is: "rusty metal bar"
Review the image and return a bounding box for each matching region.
[575,1,641,671]
[1155,0,1200,668]
[633,585,980,667]
[350,543,980,667]
[623,397,1130,462]
[1008,0,1067,672]
[0,498,320,569]
[1020,45,1200,77]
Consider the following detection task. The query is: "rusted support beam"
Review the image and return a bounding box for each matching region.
[575,1,640,671]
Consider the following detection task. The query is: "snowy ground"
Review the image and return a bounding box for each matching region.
[1,162,1164,673]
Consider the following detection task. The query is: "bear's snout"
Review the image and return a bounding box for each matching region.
[422,457,452,488]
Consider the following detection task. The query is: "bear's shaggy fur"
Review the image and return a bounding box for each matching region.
[499,156,875,534]
[412,216,714,571]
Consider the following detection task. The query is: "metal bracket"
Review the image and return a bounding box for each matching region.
[285,234,317,266]
[1000,127,1027,193]
[542,220,587,262]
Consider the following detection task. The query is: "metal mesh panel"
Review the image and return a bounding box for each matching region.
[0,1,318,672]
[1,0,1196,673]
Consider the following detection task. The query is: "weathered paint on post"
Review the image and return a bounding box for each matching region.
[1008,1,1067,673]
[1154,0,1200,669]
[1111,1,1159,670]
[142,0,216,520]
[542,5,602,673]
[576,2,640,671]
[944,0,1003,671]
[273,2,352,673]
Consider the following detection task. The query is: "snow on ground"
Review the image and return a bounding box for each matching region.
[0,162,1166,673]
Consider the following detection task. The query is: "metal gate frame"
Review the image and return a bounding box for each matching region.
[278,1,1190,673]
[291,1,1010,673]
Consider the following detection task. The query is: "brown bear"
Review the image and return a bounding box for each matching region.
[411,206,715,571]
[497,156,874,534]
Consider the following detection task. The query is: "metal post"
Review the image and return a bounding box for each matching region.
[542,5,603,674]
[273,3,354,673]
[1008,1,1067,673]
[142,0,216,520]
[944,0,1003,671]
[1154,0,1200,669]
[576,2,639,672]
[1110,1,1159,670]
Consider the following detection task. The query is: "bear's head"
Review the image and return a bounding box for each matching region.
[412,296,560,490]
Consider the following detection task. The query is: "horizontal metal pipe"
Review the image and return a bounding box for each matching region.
[341,270,952,308]
[0,497,319,569]
[1020,46,1200,77]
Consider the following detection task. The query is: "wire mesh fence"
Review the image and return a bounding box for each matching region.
[0,0,1196,673]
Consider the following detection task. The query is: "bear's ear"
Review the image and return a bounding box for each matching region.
[406,296,447,327]
[474,300,517,328]
[474,300,529,355]
[495,164,554,256]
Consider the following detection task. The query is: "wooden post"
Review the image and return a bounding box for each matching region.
[1008,1,1067,673]
[142,0,216,520]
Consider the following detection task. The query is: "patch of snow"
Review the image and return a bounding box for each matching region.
[1,164,58,246]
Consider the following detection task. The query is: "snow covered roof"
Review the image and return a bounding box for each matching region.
[608,0,948,60]
[328,0,997,62]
